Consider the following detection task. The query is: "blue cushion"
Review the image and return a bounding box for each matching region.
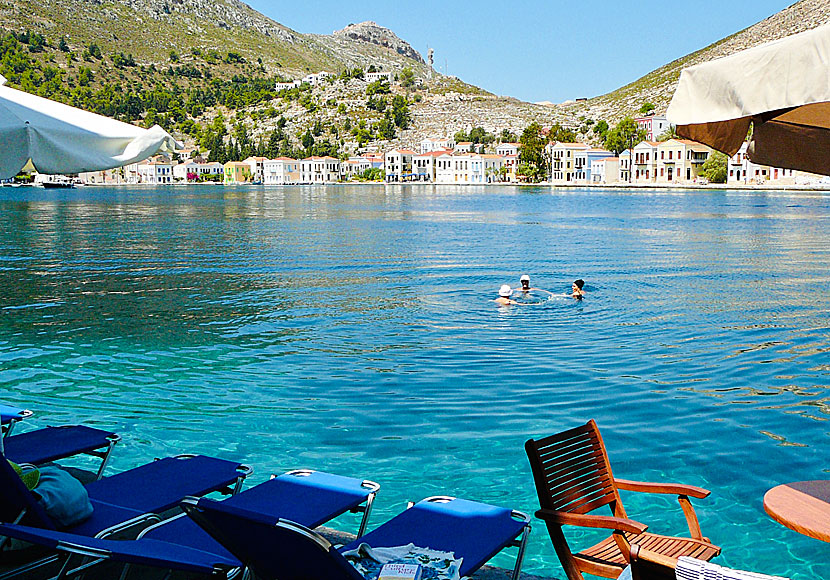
[3,425,116,465]
[0,404,25,424]
[33,466,94,528]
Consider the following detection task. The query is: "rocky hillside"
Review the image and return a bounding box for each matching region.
[0,0,827,154]
[568,0,830,124]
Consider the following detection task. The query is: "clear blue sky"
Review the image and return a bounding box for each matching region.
[246,0,793,103]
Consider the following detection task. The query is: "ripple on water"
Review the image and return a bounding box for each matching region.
[1,185,829,578]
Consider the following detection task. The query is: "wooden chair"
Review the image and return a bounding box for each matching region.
[525,420,721,580]
[628,546,789,580]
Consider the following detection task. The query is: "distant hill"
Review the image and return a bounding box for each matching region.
[571,0,830,123]
[1,0,828,155]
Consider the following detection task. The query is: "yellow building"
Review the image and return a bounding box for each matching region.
[223,162,252,184]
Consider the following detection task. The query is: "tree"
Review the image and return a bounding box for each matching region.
[376,113,396,140]
[301,129,315,151]
[604,117,646,156]
[58,37,69,52]
[518,122,548,182]
[656,125,678,141]
[639,102,655,114]
[593,120,609,140]
[400,67,415,88]
[701,151,728,183]
[366,80,391,95]
[391,95,411,129]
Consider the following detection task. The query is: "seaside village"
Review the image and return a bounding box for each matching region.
[74,74,807,188]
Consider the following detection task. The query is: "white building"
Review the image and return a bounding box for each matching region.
[454,142,474,153]
[244,157,268,183]
[365,71,394,84]
[135,157,173,184]
[435,152,456,184]
[300,156,340,183]
[173,160,200,181]
[635,115,671,141]
[632,141,659,183]
[412,150,447,182]
[727,142,796,185]
[264,157,300,184]
[384,149,416,182]
[591,157,620,184]
[496,143,520,157]
[419,137,455,154]
[549,142,589,182]
[619,150,631,182]
[302,72,334,86]
[275,80,302,91]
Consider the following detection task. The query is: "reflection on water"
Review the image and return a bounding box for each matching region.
[0,185,829,579]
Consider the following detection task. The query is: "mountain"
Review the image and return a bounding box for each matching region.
[571,0,830,124]
[1,0,828,155]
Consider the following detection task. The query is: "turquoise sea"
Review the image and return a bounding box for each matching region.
[1,184,828,579]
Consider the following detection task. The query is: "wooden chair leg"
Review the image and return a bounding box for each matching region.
[545,523,586,580]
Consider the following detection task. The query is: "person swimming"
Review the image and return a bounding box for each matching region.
[495,284,517,306]
[572,279,586,299]
[517,274,553,296]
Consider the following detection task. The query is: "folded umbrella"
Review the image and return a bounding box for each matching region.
[0,74,180,180]
[666,24,830,176]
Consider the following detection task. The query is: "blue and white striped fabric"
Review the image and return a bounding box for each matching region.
[676,557,789,580]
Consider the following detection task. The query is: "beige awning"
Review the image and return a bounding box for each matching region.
[0,76,180,180]
[666,24,830,176]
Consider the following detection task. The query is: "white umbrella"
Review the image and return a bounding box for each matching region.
[667,24,830,176]
[0,74,180,180]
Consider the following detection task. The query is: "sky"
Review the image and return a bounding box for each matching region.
[245,0,794,103]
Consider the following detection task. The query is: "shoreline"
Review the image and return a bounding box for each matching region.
[74,181,830,193]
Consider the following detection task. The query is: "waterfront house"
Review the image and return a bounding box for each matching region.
[585,148,615,182]
[591,157,620,184]
[420,137,456,154]
[656,139,712,183]
[435,152,456,184]
[300,156,340,183]
[173,160,200,182]
[363,153,385,170]
[478,154,507,183]
[632,141,659,183]
[365,71,394,84]
[635,114,671,141]
[454,141,474,153]
[136,156,173,184]
[496,143,520,157]
[384,149,416,182]
[263,157,300,184]
[549,142,589,182]
[176,148,197,162]
[619,150,631,182]
[412,150,451,182]
[244,156,268,183]
[727,142,797,185]
[224,161,252,184]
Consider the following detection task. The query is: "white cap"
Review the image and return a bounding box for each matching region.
[499,284,512,297]
[520,274,530,282]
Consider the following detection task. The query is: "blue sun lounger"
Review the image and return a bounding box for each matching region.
[183,495,531,580]
[0,469,380,579]
[0,452,250,537]
[1,403,120,478]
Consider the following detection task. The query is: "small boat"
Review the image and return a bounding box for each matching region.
[42,180,74,189]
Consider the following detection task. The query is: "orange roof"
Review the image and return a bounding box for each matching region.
[456,141,473,146]
[270,157,297,162]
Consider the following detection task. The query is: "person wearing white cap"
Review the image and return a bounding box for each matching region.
[494,284,517,306]
[517,274,551,295]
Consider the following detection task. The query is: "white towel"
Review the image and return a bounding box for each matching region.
[676,557,789,580]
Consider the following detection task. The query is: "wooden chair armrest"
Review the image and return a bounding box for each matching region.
[629,544,678,580]
[535,509,648,534]
[615,478,711,499]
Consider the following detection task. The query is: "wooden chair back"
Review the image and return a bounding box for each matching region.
[525,419,625,517]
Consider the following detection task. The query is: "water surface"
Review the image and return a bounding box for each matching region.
[1,185,828,578]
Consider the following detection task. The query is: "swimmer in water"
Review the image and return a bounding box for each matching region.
[495,284,517,306]
[572,279,586,299]
[517,274,553,296]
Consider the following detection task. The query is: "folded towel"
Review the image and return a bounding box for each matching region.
[676,557,789,580]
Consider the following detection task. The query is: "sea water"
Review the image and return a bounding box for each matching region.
[0,184,828,579]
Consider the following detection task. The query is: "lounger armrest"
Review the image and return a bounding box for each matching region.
[535,509,648,534]
[615,479,711,499]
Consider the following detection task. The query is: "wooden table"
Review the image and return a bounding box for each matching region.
[764,480,830,542]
